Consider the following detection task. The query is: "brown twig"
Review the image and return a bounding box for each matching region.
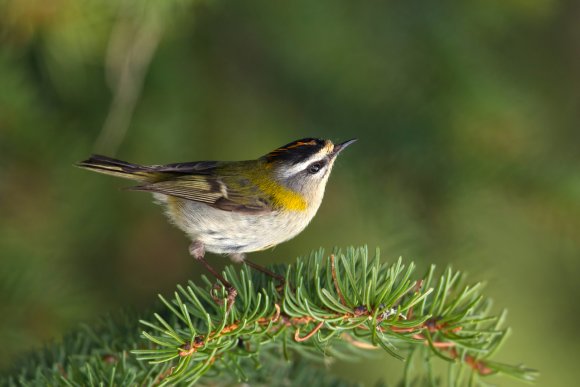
[448,348,494,376]
[294,321,324,342]
[179,337,204,357]
[271,303,281,322]
[410,334,456,348]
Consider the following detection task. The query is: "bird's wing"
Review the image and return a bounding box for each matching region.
[149,160,220,174]
[130,164,273,214]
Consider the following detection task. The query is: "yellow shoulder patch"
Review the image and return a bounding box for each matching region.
[272,187,308,211]
[252,177,307,212]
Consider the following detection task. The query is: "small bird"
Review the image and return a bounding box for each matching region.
[78,138,355,304]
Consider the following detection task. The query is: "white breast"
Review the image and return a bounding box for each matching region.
[154,194,320,255]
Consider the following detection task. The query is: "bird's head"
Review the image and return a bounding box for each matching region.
[262,138,356,209]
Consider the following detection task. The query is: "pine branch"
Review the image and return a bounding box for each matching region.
[2,247,538,386]
[2,311,354,386]
[135,247,537,385]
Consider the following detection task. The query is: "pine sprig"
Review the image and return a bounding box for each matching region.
[134,246,538,385]
[2,308,354,386]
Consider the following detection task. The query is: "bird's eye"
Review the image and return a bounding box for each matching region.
[307,162,323,174]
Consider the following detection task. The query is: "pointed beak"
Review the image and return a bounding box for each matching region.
[332,138,357,156]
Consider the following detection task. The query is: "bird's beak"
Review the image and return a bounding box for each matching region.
[332,138,357,156]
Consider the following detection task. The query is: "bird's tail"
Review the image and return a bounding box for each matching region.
[77,154,157,182]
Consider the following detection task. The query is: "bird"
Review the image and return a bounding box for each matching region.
[78,137,356,305]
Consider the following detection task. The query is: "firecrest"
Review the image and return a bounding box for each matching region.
[78,138,355,265]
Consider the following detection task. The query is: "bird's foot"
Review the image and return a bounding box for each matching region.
[210,282,237,312]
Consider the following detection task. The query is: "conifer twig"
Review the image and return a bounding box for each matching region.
[133,247,538,385]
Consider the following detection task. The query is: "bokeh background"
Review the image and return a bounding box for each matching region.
[1,0,578,385]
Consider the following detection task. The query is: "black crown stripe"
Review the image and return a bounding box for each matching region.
[265,138,326,164]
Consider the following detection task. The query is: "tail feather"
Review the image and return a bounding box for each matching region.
[77,154,155,181]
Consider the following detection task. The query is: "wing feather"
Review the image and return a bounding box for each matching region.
[131,172,273,214]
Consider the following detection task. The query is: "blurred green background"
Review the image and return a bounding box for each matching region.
[1,0,578,385]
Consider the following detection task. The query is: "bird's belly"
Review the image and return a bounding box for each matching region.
[159,196,314,254]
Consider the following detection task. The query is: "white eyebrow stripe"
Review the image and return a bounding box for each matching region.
[279,155,329,178]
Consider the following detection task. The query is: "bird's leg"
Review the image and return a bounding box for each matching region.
[190,241,237,310]
[244,259,286,283]
[232,253,285,290]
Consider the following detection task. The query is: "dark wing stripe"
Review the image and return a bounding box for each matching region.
[151,161,218,174]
